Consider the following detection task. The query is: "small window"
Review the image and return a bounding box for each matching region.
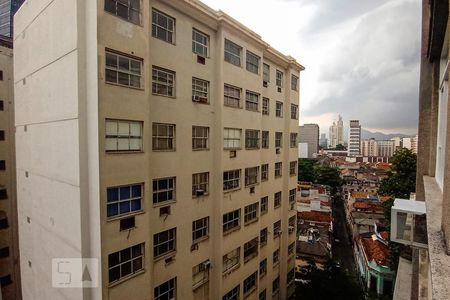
[259,289,266,300]
[246,51,260,74]
[260,228,268,246]
[0,160,5,171]
[273,220,281,237]
[276,101,283,117]
[224,84,241,108]
[223,285,240,300]
[276,70,283,87]
[152,177,176,205]
[152,66,175,97]
[224,128,242,149]
[244,202,259,224]
[192,78,209,103]
[105,120,142,152]
[243,271,257,297]
[262,98,269,115]
[0,189,7,200]
[291,74,299,91]
[273,248,280,265]
[106,183,143,218]
[152,123,175,151]
[192,216,209,242]
[223,209,241,233]
[0,71,3,81]
[192,28,209,57]
[288,242,295,256]
[108,243,144,283]
[0,101,4,111]
[224,39,242,66]
[245,166,259,187]
[245,129,260,149]
[223,169,241,191]
[0,247,9,258]
[152,9,175,44]
[274,192,282,208]
[290,161,297,176]
[289,215,296,227]
[275,132,282,148]
[287,267,295,284]
[192,126,209,150]
[260,196,268,215]
[105,50,142,88]
[259,259,267,277]
[223,248,240,274]
[105,0,141,25]
[275,162,282,178]
[261,131,269,149]
[192,259,210,288]
[290,133,298,148]
[289,189,296,204]
[261,164,269,181]
[154,277,177,300]
[245,90,259,112]
[272,276,280,295]
[192,172,209,196]
[244,237,259,263]
[263,63,270,82]
[153,228,176,258]
[0,275,12,287]
[291,104,299,120]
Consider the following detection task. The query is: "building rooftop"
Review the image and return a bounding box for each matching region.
[361,234,390,267]
[298,211,332,223]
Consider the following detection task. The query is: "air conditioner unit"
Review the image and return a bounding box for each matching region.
[274,230,282,236]
[288,226,295,233]
[263,81,268,87]
[190,243,199,252]
[276,148,281,154]
[202,260,211,269]
[160,206,171,216]
[196,189,205,197]
[229,150,237,158]
[192,95,208,103]
[277,87,282,93]
[165,256,174,265]
[250,187,255,194]
[197,55,206,65]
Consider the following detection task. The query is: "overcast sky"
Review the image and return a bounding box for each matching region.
[201,0,421,136]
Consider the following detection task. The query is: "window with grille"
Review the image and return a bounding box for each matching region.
[153,228,176,258]
[223,209,241,233]
[245,90,259,111]
[243,271,257,296]
[260,196,268,214]
[105,51,142,88]
[290,161,297,176]
[274,192,282,208]
[273,220,281,237]
[108,243,144,283]
[223,285,240,300]
[273,249,280,265]
[244,202,259,224]
[276,70,283,87]
[276,101,283,117]
[261,164,269,181]
[192,217,209,242]
[154,277,177,300]
[152,123,175,150]
[224,128,242,149]
[223,248,240,274]
[291,104,299,119]
[287,268,295,285]
[192,259,210,288]
[260,228,268,246]
[262,98,269,115]
[259,289,266,300]
[152,66,175,97]
[192,78,209,103]
[259,259,267,277]
[152,177,176,205]
[192,172,209,196]
[275,162,282,178]
[223,169,241,191]
[272,276,280,295]
[224,39,242,66]
[245,129,260,149]
[244,237,259,263]
[152,9,175,43]
[192,29,209,57]
[245,166,259,186]
[263,63,270,82]
[288,242,295,256]
[192,126,209,150]
[246,51,260,74]
[105,0,141,24]
[291,74,299,91]
[107,183,143,218]
[224,84,241,108]
[261,131,269,149]
[275,132,282,148]
[289,215,296,227]
[289,189,296,204]
[290,133,298,148]
[105,119,142,152]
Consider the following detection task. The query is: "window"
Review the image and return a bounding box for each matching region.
[244,202,259,224]
[192,126,209,150]
[152,177,176,205]
[0,161,5,171]
[192,172,209,196]
[0,71,2,81]
[192,78,209,103]
[276,101,283,117]
[152,66,175,97]
[272,277,280,295]
[291,104,299,119]
[261,164,269,181]
[275,162,282,178]
[153,228,176,258]
[289,189,296,204]
[154,277,177,300]
[245,166,259,186]
[152,9,175,43]
[275,132,282,148]
[259,290,266,300]
[273,220,281,237]
[246,51,260,74]
[224,128,242,149]
[223,248,240,274]
[223,209,241,233]
[291,74,299,91]
[105,119,142,152]
[288,242,295,256]
[105,51,142,88]
[105,0,140,24]
[223,285,240,300]
[260,228,268,246]
[107,183,142,218]
[152,123,175,150]
[263,63,270,82]
[274,192,282,208]
[245,90,259,111]
[261,131,269,149]
[223,169,241,191]
[290,133,298,148]
[108,243,144,283]
[192,260,210,288]
[192,216,209,242]
[259,259,267,278]
[224,39,242,66]
[262,98,269,115]
[192,28,209,57]
[243,272,257,296]
[290,161,297,176]
[287,268,295,284]
[224,84,241,108]
[0,100,3,111]
[244,237,259,263]
[245,129,260,149]
[289,215,296,227]
[273,249,280,265]
[276,70,283,87]
[260,196,268,215]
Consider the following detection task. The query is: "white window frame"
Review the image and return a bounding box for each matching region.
[224,39,242,66]
[192,28,209,57]
[245,129,260,149]
[263,63,270,82]
[223,169,241,191]
[224,84,241,108]
[192,77,209,103]
[260,196,268,214]
[108,243,144,284]
[246,51,260,74]
[192,216,209,242]
[223,209,241,233]
[276,101,283,117]
[261,164,269,181]
[224,128,242,149]
[152,123,176,151]
[275,132,282,148]
[105,119,143,152]
[244,237,259,263]
[261,131,269,148]
[243,271,257,296]
[105,50,143,88]
[276,70,283,87]
[152,9,175,44]
[289,189,296,204]
[260,228,268,246]
[152,177,176,205]
[153,228,176,259]
[244,202,259,224]
[107,183,143,218]
[192,259,210,288]
[223,248,240,273]
[274,191,282,207]
[223,285,240,300]
[273,220,281,236]
[245,90,259,111]
[262,98,269,115]
[152,66,175,97]
[259,259,267,277]
[291,104,299,120]
[291,74,299,91]
[155,277,177,300]
[290,133,298,148]
[192,172,209,196]
[273,248,280,265]
[290,161,297,176]
[192,126,209,150]
[105,0,141,25]
[245,166,259,187]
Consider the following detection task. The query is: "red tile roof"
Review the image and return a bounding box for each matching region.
[298,211,332,223]
[353,201,379,210]
[361,236,390,266]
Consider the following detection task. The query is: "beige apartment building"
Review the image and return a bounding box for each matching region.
[0,35,20,300]
[14,0,303,299]
[360,139,395,157]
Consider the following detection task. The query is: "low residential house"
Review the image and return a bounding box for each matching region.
[297,187,331,213]
[350,199,385,240]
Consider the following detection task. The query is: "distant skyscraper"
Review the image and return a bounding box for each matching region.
[0,0,24,37]
[299,124,319,158]
[348,120,361,156]
[319,133,328,148]
[329,115,344,148]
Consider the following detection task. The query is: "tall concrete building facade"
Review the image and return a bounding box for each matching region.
[0,35,20,300]
[14,1,303,299]
[0,0,24,37]
[328,114,344,148]
[361,139,395,157]
[299,124,319,158]
[348,120,361,157]
[319,133,327,148]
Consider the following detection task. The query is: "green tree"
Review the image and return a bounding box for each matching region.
[335,144,346,150]
[298,159,315,182]
[314,165,343,193]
